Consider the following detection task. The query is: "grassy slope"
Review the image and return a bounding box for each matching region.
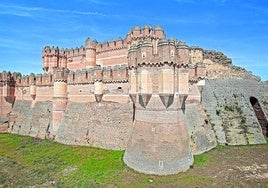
[0,133,124,187]
[0,133,267,187]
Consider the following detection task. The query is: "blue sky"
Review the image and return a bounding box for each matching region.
[0,0,267,80]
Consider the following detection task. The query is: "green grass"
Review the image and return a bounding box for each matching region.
[194,154,212,166]
[0,133,124,187]
[1,133,266,187]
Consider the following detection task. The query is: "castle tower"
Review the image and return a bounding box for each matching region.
[0,71,15,118]
[154,26,165,39]
[85,38,97,68]
[51,68,68,137]
[29,73,37,102]
[42,46,61,73]
[124,40,193,175]
[59,48,67,69]
[93,66,103,102]
[42,47,50,72]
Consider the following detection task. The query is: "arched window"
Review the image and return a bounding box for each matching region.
[170,50,174,57]
[250,96,268,137]
[142,52,146,58]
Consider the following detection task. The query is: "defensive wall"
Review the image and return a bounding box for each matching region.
[0,25,268,175]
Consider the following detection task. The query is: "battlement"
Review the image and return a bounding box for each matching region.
[128,38,204,71]
[0,71,54,87]
[2,25,267,176]
[42,46,67,73]
[126,25,166,43]
[96,38,127,53]
[66,46,86,57]
[67,65,128,84]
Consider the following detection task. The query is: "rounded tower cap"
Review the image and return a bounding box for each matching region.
[143,25,152,29]
[132,26,141,30]
[155,25,164,30]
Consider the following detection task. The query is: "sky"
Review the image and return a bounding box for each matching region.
[0,0,267,80]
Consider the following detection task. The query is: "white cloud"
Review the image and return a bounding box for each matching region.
[0,4,106,17]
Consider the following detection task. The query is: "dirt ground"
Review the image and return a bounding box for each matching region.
[192,145,268,187]
[0,134,267,187]
[120,144,268,188]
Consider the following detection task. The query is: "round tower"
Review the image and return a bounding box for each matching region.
[128,46,138,68]
[52,68,68,137]
[42,46,50,72]
[85,38,97,68]
[154,26,165,39]
[132,26,141,38]
[124,41,193,175]
[51,47,59,68]
[142,25,151,37]
[93,66,103,102]
[157,39,170,62]
[177,41,190,65]
[136,40,153,64]
[59,48,67,69]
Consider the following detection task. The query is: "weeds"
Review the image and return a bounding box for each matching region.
[0,133,267,187]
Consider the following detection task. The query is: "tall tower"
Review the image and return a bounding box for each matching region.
[124,39,193,175]
[0,71,15,118]
[42,46,61,73]
[51,68,68,137]
[85,38,97,68]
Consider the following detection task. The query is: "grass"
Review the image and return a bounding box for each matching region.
[0,133,267,187]
[194,154,212,166]
[0,133,124,187]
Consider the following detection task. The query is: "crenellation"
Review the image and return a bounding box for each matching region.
[103,66,113,82]
[20,76,30,86]
[112,65,128,82]
[154,25,165,39]
[2,25,267,176]
[177,41,190,64]
[96,38,126,53]
[35,74,42,85]
[92,66,102,81]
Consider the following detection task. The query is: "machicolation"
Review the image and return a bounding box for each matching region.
[1,25,268,175]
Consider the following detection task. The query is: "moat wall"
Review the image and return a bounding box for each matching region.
[8,101,52,139]
[55,102,133,150]
[202,78,268,145]
[4,78,267,151]
[7,100,133,150]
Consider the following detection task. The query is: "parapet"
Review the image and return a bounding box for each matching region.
[126,25,166,43]
[66,65,128,85]
[42,46,67,73]
[67,46,86,57]
[53,68,69,82]
[96,38,126,53]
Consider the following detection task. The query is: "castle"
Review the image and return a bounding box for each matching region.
[1,26,267,175]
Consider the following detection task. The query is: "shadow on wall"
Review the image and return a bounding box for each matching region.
[250,96,268,137]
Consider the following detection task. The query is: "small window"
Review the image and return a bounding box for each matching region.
[171,50,174,57]
[79,89,82,93]
[142,52,146,58]
[117,86,122,90]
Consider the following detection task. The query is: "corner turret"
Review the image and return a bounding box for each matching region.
[85,38,98,68]
[51,68,69,138]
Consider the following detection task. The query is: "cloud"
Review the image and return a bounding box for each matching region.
[0,4,106,17]
[0,9,32,17]
[174,0,227,4]
[85,0,116,5]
